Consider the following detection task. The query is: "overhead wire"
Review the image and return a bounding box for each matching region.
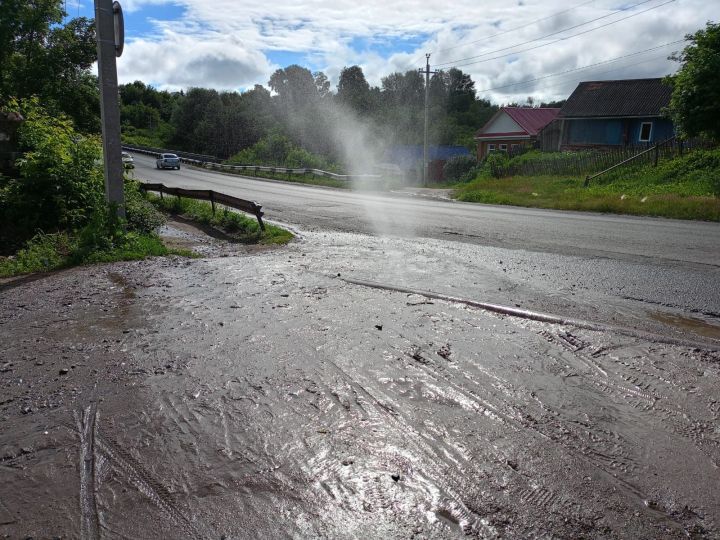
[488,53,675,99]
[405,0,597,67]
[474,38,683,93]
[435,0,662,66]
[440,0,676,70]
[430,0,598,56]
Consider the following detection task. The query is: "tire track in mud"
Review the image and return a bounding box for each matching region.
[94,428,209,539]
[309,361,501,538]
[396,349,597,526]
[385,332,697,536]
[75,404,100,540]
[538,329,720,468]
[66,406,209,540]
[319,351,625,537]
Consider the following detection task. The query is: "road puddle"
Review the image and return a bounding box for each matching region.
[650,312,720,341]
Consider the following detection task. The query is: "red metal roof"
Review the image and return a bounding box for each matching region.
[503,107,560,135]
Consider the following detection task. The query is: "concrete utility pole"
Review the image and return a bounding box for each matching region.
[419,54,438,185]
[94,0,125,217]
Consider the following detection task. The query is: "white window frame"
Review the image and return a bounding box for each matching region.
[639,122,653,142]
[487,144,496,152]
[499,144,508,151]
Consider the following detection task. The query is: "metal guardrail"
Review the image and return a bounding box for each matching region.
[139,182,265,231]
[122,145,381,182]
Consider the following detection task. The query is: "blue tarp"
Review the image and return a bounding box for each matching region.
[384,145,470,168]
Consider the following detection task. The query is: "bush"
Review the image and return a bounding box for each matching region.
[124,180,166,233]
[0,98,103,253]
[227,131,338,171]
[443,155,477,182]
[485,152,511,178]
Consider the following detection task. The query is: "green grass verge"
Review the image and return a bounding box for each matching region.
[147,193,294,245]
[206,164,404,191]
[0,231,194,278]
[235,168,348,188]
[454,150,720,221]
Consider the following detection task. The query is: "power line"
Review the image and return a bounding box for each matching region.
[429,0,598,56]
[474,39,683,93]
[405,0,597,68]
[491,53,675,99]
[442,0,676,70]
[435,0,660,67]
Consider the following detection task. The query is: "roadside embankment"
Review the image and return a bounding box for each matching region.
[454,149,720,221]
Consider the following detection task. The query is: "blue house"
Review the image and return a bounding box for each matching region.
[554,78,675,150]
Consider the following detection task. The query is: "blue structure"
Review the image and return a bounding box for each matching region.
[384,145,471,169]
[383,145,472,182]
[556,79,675,150]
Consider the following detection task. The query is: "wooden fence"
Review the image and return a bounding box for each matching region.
[492,137,713,179]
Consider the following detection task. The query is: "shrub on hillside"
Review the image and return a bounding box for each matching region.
[227,132,337,171]
[443,155,477,182]
[485,152,511,178]
[124,181,166,233]
[0,99,103,253]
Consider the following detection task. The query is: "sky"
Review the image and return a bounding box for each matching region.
[70,0,716,104]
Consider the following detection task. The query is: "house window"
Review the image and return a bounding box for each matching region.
[639,122,653,142]
[510,144,519,152]
[499,144,508,151]
[487,144,496,152]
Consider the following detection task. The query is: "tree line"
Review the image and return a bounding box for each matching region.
[119,64,506,165]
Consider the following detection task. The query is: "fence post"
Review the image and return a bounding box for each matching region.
[654,144,659,167]
[210,191,216,215]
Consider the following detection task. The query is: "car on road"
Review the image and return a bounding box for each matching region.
[121,151,134,169]
[156,153,181,170]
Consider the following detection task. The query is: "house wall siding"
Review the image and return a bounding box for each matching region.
[567,119,623,145]
[629,118,674,143]
[480,112,523,135]
[478,139,532,159]
[563,117,675,148]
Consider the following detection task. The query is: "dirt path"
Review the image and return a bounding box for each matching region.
[1,226,719,538]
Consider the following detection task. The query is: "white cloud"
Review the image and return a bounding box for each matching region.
[116,0,716,102]
[117,27,274,90]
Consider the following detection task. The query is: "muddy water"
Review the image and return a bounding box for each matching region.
[1,229,719,539]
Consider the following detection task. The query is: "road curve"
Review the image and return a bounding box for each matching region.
[131,154,720,268]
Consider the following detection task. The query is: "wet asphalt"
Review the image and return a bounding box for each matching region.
[1,158,719,539]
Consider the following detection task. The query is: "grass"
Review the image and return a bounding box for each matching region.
[454,150,720,221]
[219,166,349,189]
[147,193,294,245]
[0,230,194,278]
[204,164,400,191]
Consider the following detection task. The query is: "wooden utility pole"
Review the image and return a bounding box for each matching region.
[419,54,438,185]
[94,0,125,216]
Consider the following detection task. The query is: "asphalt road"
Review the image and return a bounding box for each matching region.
[131,154,720,336]
[131,153,720,267]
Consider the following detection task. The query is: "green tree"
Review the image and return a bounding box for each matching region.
[0,99,103,252]
[337,65,371,114]
[666,22,720,140]
[0,1,98,131]
[269,65,318,109]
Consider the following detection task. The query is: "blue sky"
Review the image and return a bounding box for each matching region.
[74,0,717,103]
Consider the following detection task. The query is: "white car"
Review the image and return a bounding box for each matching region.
[121,151,134,169]
[156,153,181,170]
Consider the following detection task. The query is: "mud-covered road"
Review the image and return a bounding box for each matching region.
[2,221,720,539]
